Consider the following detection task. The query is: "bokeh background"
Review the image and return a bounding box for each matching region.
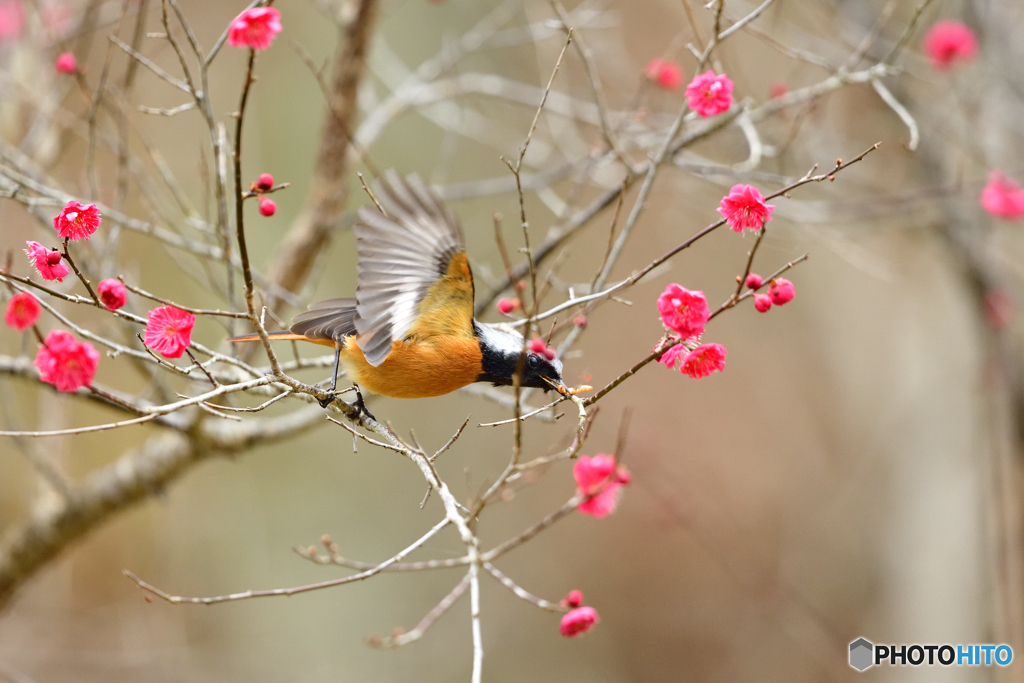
[2,0,1023,681]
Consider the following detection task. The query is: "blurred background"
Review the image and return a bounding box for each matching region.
[2,0,1023,681]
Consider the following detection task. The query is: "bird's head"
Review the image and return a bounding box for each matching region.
[475,323,565,392]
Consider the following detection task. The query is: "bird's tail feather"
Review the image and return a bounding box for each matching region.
[225,331,336,348]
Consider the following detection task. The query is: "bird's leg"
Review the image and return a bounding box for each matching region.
[351,383,376,422]
[318,345,342,408]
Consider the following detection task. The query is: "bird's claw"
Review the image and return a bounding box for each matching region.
[351,384,376,421]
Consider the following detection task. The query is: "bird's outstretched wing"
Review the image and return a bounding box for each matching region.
[289,297,357,343]
[353,171,474,366]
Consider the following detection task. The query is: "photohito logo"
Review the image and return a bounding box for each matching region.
[849,638,1013,671]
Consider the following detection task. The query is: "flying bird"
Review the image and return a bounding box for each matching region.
[229,171,564,406]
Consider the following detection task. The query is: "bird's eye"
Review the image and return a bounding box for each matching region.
[527,355,539,369]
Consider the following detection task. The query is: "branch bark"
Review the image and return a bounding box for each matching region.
[0,404,325,611]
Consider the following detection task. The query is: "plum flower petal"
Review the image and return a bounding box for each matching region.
[145,306,195,358]
[5,292,40,331]
[227,7,282,50]
[656,342,686,371]
[767,278,795,305]
[681,343,727,379]
[97,279,127,311]
[25,241,70,282]
[656,284,709,339]
[718,184,774,232]
[574,454,631,518]
[560,606,599,637]
[923,20,977,71]
[980,171,1024,220]
[685,70,734,118]
[53,200,101,240]
[34,330,99,392]
[645,59,683,90]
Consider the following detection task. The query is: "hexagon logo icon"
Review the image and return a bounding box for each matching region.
[849,638,874,671]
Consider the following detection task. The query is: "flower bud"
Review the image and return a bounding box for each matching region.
[767,278,795,305]
[55,53,77,74]
[97,279,127,311]
[559,590,583,608]
[560,606,599,637]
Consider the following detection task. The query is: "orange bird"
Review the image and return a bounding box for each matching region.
[229,171,564,406]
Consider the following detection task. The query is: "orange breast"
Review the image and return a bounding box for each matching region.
[338,335,483,399]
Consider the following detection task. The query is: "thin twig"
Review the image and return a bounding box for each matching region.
[431,416,471,462]
[119,278,249,318]
[108,34,192,93]
[478,397,565,427]
[881,0,937,64]
[372,573,471,648]
[483,562,563,612]
[124,518,451,604]
[61,240,100,304]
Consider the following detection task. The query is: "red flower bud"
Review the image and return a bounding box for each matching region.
[767,278,795,305]
[97,279,127,311]
[497,298,516,315]
[55,52,77,74]
[258,197,277,217]
[753,293,772,312]
[257,173,274,191]
[744,273,763,289]
[560,590,583,608]
[560,606,599,637]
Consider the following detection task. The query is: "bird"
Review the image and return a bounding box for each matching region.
[228,170,565,407]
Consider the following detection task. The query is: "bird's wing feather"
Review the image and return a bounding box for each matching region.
[290,297,357,342]
[354,171,472,366]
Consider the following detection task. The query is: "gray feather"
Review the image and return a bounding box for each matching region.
[290,297,357,343]
[353,170,465,367]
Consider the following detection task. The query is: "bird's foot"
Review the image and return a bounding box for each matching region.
[318,385,356,409]
[351,384,376,422]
